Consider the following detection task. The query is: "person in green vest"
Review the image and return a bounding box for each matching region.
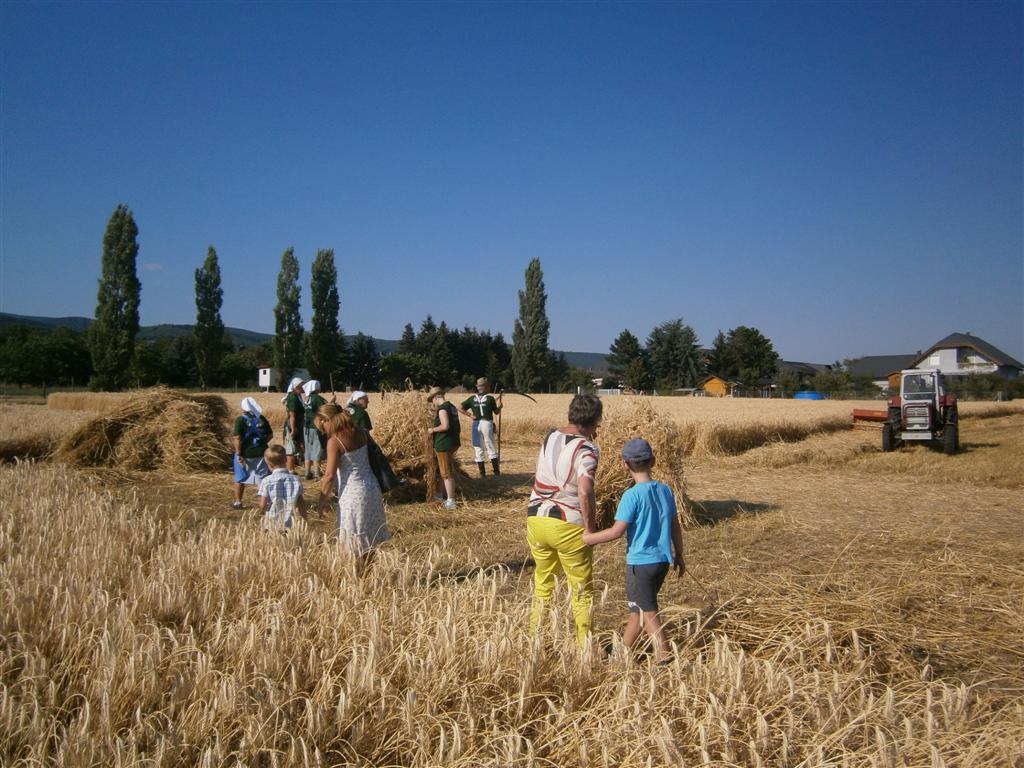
[231,397,273,510]
[302,379,328,480]
[281,377,305,473]
[426,386,460,510]
[346,390,373,432]
[459,377,503,476]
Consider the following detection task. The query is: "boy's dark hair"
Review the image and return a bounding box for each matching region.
[625,458,653,472]
[568,394,603,429]
[264,444,287,467]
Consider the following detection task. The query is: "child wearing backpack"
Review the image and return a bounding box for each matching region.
[582,438,685,665]
[232,397,273,510]
[257,444,307,532]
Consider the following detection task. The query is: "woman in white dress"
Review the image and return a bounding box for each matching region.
[317,404,390,572]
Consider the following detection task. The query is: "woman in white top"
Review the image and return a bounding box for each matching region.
[318,404,390,574]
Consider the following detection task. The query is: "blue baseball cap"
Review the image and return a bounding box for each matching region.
[622,438,654,462]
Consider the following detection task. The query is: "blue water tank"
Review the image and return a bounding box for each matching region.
[793,392,825,400]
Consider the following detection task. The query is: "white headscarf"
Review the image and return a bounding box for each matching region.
[240,397,262,416]
[347,390,368,406]
[303,379,321,396]
[280,376,305,403]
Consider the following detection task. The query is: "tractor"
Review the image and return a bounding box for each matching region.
[882,369,959,455]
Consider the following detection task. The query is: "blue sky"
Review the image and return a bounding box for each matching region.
[1,1,1021,362]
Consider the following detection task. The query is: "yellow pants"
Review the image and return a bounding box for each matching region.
[527,516,593,645]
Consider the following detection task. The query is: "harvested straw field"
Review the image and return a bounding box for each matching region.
[2,391,1022,766]
[0,402,90,462]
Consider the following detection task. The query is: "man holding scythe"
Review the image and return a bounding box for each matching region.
[460,377,503,476]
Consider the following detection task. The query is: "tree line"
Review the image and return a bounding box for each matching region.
[605,322,780,392]
[0,206,588,393]
[13,204,1011,399]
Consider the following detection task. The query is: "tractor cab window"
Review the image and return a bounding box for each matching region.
[903,373,935,400]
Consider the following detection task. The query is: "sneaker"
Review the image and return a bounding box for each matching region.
[443,499,457,510]
[231,501,243,510]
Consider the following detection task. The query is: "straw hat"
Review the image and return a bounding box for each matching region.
[425,386,445,402]
[475,377,489,388]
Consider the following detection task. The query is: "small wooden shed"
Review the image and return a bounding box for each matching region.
[700,375,738,398]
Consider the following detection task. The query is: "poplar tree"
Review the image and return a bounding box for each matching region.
[512,258,551,392]
[193,246,226,389]
[307,248,347,385]
[273,247,304,387]
[89,204,140,390]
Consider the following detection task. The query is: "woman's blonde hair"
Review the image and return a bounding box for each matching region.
[317,403,358,440]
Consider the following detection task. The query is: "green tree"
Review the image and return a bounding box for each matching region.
[193,246,226,389]
[89,204,141,390]
[273,247,304,388]
[607,328,650,389]
[398,323,417,355]
[646,319,702,390]
[307,248,347,385]
[349,333,381,390]
[162,336,198,387]
[607,329,641,381]
[717,326,779,386]
[488,332,512,386]
[44,327,93,386]
[775,366,802,397]
[129,340,164,387]
[706,331,728,375]
[416,316,438,359]
[220,342,272,389]
[511,258,551,392]
[380,352,427,389]
[0,326,45,386]
[427,321,456,386]
[623,357,652,391]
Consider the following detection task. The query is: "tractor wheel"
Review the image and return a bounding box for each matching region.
[882,423,896,452]
[943,424,959,455]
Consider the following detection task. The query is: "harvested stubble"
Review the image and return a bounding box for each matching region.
[594,398,696,528]
[55,387,229,472]
[2,460,1021,767]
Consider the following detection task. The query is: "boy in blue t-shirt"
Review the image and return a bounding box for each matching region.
[583,438,685,665]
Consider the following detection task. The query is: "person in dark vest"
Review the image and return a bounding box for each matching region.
[231,397,273,510]
[302,380,328,479]
[459,377,502,476]
[346,390,373,432]
[426,386,460,510]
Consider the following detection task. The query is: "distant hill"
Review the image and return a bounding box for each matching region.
[0,313,274,349]
[0,312,608,371]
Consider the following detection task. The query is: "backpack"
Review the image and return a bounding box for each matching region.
[242,413,267,451]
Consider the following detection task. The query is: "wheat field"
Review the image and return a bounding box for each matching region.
[3,392,1022,766]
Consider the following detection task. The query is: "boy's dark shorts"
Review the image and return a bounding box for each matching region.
[626,562,670,613]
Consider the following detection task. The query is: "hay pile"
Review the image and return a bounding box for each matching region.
[373,391,472,500]
[373,391,435,477]
[595,398,696,528]
[55,388,229,472]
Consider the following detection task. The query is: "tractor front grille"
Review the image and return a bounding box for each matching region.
[904,404,931,429]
